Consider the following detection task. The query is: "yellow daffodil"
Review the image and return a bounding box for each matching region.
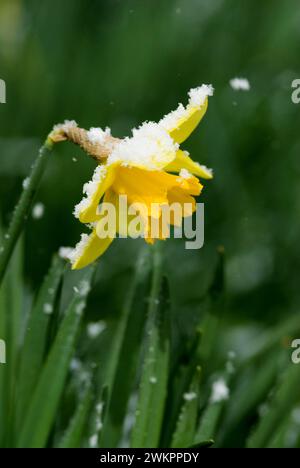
[55,84,214,269]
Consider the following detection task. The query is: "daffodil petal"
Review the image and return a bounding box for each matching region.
[167,187,197,219]
[71,230,113,270]
[74,163,118,224]
[144,215,170,243]
[159,84,214,144]
[165,149,213,179]
[169,100,207,144]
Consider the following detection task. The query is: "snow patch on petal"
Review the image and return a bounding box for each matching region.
[73,165,107,219]
[67,233,91,267]
[59,246,74,260]
[159,103,189,133]
[188,84,214,107]
[159,84,214,133]
[108,121,178,170]
[179,168,193,179]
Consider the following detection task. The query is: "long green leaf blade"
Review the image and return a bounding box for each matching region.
[171,366,201,448]
[17,255,65,422]
[0,140,53,286]
[247,361,300,448]
[101,247,152,447]
[131,245,170,448]
[17,266,94,448]
[57,379,93,448]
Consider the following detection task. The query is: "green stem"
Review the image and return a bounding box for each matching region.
[0,138,53,286]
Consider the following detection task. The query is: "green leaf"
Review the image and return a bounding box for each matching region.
[100,247,152,447]
[87,385,108,448]
[247,361,300,448]
[0,140,53,286]
[195,373,230,443]
[17,266,94,448]
[57,379,93,448]
[199,247,226,363]
[17,255,65,423]
[161,329,203,447]
[131,244,170,449]
[189,440,214,448]
[0,232,24,446]
[171,366,201,448]
[221,352,279,434]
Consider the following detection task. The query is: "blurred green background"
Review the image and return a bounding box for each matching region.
[0,0,299,340]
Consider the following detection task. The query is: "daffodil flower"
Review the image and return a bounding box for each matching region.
[53,84,214,269]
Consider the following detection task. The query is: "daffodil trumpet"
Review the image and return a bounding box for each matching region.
[50,84,214,269]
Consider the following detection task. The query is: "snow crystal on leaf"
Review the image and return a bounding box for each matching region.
[22,177,30,189]
[183,391,197,401]
[89,434,98,448]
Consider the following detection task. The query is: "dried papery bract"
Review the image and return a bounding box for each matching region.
[49,122,120,162]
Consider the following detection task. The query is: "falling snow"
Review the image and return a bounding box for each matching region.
[210,378,229,403]
[230,77,250,91]
[149,376,158,384]
[43,303,53,315]
[32,202,45,219]
[87,321,107,338]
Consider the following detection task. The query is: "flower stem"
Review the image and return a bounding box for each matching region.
[0,138,54,286]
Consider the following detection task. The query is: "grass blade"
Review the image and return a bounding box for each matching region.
[101,247,152,447]
[57,379,93,448]
[87,385,108,448]
[17,266,94,448]
[171,366,201,448]
[0,139,53,286]
[161,329,202,447]
[0,226,24,445]
[131,245,170,448]
[17,255,65,423]
[247,361,300,448]
[195,370,231,444]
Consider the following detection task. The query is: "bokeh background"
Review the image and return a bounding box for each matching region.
[0,0,300,445]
